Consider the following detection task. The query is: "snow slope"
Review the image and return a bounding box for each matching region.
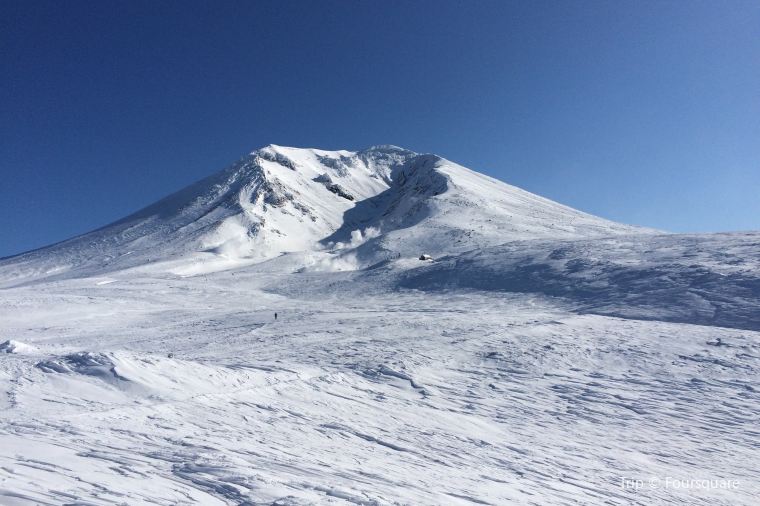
[398,232,760,331]
[0,145,758,505]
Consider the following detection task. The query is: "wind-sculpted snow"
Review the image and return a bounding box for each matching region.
[0,278,758,505]
[400,232,760,331]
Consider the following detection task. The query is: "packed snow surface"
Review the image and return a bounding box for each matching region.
[1,145,758,505]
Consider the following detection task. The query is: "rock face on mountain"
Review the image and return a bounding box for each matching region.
[0,144,649,286]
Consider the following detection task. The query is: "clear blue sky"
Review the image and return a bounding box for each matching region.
[2,0,759,257]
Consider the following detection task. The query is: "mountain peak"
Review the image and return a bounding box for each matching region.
[0,145,651,286]
[361,144,418,155]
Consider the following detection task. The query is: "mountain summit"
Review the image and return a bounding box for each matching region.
[0,145,649,285]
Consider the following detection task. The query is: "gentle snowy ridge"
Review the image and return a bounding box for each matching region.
[399,232,760,331]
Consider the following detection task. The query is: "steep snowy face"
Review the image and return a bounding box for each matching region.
[181,145,406,259]
[0,144,649,285]
[326,154,647,263]
[0,146,406,284]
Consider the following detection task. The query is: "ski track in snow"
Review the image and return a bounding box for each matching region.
[1,273,759,505]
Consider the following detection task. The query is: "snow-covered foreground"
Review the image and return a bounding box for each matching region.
[1,268,759,505]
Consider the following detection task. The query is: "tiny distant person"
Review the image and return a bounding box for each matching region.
[274,312,278,321]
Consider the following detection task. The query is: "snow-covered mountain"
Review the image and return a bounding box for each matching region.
[4,143,757,332]
[2,145,759,505]
[0,144,649,286]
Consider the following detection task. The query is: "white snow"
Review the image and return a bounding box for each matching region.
[0,340,38,355]
[0,145,758,505]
